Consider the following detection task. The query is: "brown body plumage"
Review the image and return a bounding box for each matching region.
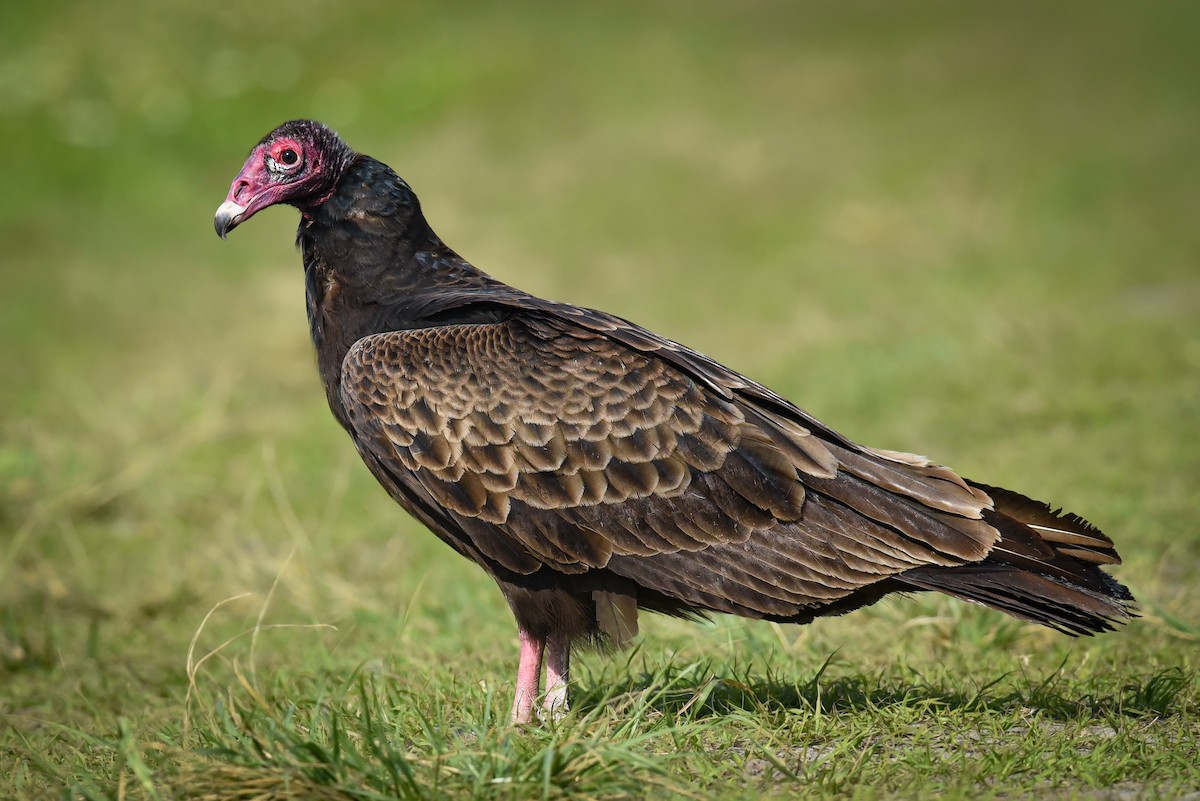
[215,120,1134,723]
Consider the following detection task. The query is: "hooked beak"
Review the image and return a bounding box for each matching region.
[214,149,274,239]
[214,199,246,239]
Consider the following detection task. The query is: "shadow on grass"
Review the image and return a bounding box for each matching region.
[572,656,1192,723]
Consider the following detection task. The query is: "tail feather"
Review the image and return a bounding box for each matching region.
[901,483,1135,635]
[903,565,1131,635]
[975,482,1123,566]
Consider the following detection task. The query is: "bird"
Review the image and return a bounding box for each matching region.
[215,119,1134,724]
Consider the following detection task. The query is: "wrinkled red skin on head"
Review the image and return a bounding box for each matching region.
[219,142,299,225]
[217,135,334,237]
[225,149,270,205]
[216,120,356,238]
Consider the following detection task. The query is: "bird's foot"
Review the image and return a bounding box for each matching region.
[538,683,569,723]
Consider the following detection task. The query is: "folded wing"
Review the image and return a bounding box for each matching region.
[339,313,1026,621]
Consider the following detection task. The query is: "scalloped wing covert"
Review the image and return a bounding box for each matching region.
[339,314,1003,616]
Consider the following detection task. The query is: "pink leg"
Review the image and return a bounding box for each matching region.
[543,632,570,721]
[510,628,544,725]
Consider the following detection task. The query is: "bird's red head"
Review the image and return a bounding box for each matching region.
[215,120,355,239]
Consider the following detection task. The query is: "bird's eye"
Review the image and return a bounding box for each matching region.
[268,143,302,173]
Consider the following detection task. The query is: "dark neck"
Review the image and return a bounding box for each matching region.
[299,157,508,426]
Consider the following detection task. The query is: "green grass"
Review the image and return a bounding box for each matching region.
[2,1,1199,798]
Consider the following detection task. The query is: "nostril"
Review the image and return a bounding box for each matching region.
[232,180,249,202]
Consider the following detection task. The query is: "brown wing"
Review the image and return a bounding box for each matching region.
[340,313,1001,617]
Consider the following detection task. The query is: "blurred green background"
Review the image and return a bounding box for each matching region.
[2,0,1198,796]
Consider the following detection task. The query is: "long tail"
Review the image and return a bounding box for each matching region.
[899,483,1136,635]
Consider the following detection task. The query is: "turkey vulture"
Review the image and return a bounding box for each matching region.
[215,120,1134,724]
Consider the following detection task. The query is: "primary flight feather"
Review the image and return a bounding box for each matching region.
[215,120,1134,724]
